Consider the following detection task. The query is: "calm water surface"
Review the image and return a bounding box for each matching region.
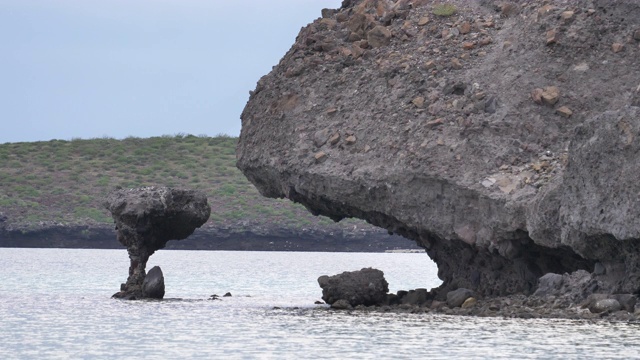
[1,248,639,359]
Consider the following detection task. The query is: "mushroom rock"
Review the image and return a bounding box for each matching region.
[104,186,210,299]
[237,0,640,302]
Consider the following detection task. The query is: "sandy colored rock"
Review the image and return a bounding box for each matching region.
[531,88,544,104]
[479,37,492,46]
[459,21,471,34]
[345,135,357,145]
[314,151,327,162]
[538,5,555,16]
[328,132,340,145]
[461,297,477,309]
[367,25,392,48]
[412,96,425,108]
[546,29,558,45]
[612,43,624,53]
[556,106,573,118]
[541,86,560,106]
[561,11,574,20]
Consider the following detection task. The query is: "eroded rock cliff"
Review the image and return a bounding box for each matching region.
[237,0,640,300]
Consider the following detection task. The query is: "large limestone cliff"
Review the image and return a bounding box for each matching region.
[237,0,640,299]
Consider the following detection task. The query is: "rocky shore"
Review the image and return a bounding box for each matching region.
[317,294,640,323]
[316,268,640,322]
[238,0,640,316]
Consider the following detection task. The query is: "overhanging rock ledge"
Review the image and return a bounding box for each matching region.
[237,0,640,300]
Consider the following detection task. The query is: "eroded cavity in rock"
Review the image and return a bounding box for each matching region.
[104,186,210,299]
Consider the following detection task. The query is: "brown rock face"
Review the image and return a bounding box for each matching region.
[237,0,640,301]
[367,25,392,47]
[104,187,210,299]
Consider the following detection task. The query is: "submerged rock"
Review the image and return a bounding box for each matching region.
[237,0,640,303]
[105,186,210,299]
[318,268,389,307]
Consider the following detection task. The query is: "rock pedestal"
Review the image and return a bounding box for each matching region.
[104,186,210,299]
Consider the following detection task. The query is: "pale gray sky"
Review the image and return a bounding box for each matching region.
[0,0,342,144]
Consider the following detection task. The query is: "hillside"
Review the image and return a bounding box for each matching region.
[0,135,413,251]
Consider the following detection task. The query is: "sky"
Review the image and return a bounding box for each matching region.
[0,0,343,144]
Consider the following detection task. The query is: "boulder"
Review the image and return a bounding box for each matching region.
[400,288,429,306]
[589,299,622,314]
[613,294,637,313]
[331,299,353,310]
[105,186,210,299]
[142,266,165,299]
[318,268,389,307]
[447,288,474,308]
[533,273,564,297]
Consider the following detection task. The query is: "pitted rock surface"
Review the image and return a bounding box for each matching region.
[104,186,210,299]
[238,0,640,301]
[318,268,389,306]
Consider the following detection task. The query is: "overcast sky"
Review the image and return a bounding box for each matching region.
[0,0,342,144]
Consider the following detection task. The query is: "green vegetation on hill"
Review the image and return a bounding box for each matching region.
[0,134,350,231]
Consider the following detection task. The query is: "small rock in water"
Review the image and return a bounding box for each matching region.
[142,266,165,299]
[223,292,232,297]
[318,268,389,307]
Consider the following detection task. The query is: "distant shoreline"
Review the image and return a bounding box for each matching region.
[0,225,423,253]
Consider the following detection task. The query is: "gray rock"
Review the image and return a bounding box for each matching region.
[447,288,474,308]
[105,186,210,299]
[589,298,621,314]
[533,273,564,297]
[331,299,352,310]
[593,262,605,275]
[237,1,640,302]
[318,268,389,307]
[613,294,637,312]
[484,96,498,114]
[142,266,165,299]
[401,288,429,306]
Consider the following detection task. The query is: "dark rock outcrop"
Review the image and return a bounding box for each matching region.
[237,0,640,303]
[318,268,389,307]
[447,288,474,308]
[142,266,165,299]
[104,186,210,299]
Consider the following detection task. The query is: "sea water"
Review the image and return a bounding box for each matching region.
[1,248,639,359]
